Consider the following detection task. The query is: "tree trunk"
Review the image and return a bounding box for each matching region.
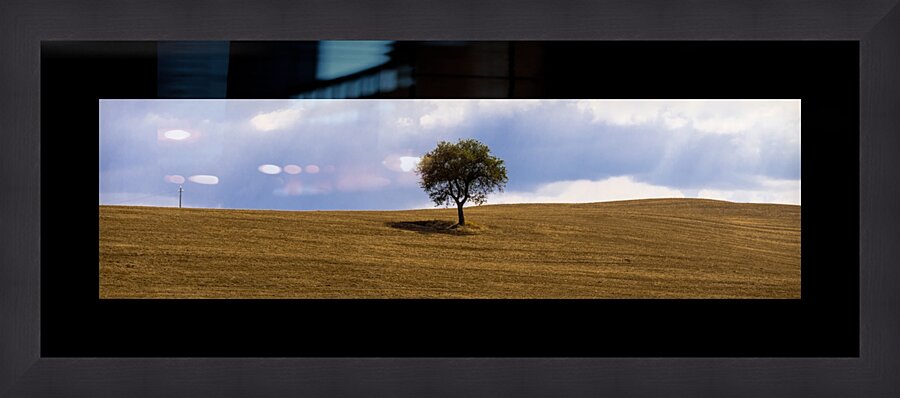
[456,202,465,226]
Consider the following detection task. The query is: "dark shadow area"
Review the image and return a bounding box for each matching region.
[387,220,476,235]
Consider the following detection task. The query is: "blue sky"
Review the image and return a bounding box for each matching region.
[99,99,801,210]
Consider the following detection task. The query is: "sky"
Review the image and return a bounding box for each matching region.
[99,99,801,210]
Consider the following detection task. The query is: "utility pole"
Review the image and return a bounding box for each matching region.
[178,185,183,208]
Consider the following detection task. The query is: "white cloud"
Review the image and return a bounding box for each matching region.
[575,100,800,137]
[382,155,421,173]
[143,113,162,124]
[305,110,359,125]
[250,108,303,131]
[419,102,467,129]
[697,177,800,205]
[490,176,685,204]
[690,103,793,135]
[143,112,190,131]
[475,99,542,116]
[575,101,662,126]
[661,110,689,129]
[488,175,800,206]
[416,100,544,129]
[99,192,178,207]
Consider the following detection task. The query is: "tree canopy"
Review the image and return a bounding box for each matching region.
[416,139,508,226]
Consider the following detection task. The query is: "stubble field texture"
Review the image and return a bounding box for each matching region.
[99,198,800,299]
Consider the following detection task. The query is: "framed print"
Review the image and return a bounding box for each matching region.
[43,40,851,359]
[2,0,899,397]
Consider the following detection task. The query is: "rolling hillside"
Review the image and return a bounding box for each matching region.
[99,199,801,298]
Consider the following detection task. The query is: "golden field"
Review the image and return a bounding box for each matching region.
[99,199,800,298]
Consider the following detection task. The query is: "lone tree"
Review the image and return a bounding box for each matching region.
[417,139,508,226]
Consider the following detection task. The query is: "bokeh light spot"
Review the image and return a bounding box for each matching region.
[306,165,320,174]
[164,175,185,184]
[189,175,219,185]
[163,129,192,140]
[283,164,302,174]
[258,164,282,175]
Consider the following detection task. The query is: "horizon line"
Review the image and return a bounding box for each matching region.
[98,197,802,212]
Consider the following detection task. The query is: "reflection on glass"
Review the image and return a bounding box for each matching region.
[258,164,282,175]
[316,41,393,80]
[188,175,219,185]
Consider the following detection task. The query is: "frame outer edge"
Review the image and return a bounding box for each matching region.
[4,0,900,40]
[860,1,900,396]
[2,0,899,397]
[0,0,41,397]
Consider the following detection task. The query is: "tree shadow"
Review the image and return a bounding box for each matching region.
[386,220,476,235]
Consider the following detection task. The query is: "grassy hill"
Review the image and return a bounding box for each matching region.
[99,199,800,298]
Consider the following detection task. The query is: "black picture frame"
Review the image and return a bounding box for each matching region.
[41,40,858,359]
[2,0,898,396]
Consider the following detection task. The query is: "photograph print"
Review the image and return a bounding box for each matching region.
[99,98,801,299]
